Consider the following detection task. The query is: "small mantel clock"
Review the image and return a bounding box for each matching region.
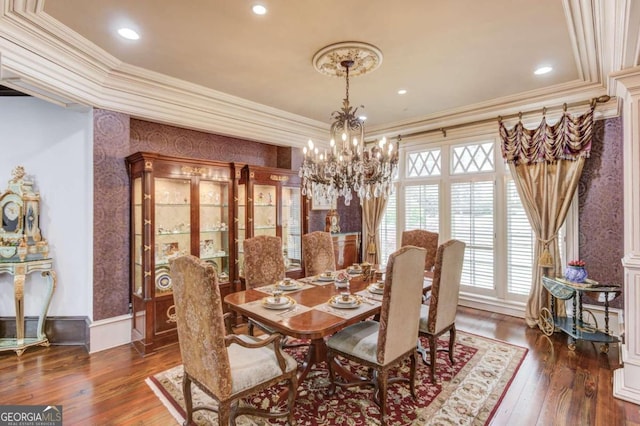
[0,166,49,262]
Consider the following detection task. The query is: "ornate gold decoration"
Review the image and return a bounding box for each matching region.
[144,271,151,277]
[144,161,153,170]
[166,305,177,323]
[144,194,151,200]
[181,166,207,175]
[270,175,289,182]
[10,166,26,183]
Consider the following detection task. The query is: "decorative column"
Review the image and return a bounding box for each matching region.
[612,67,640,405]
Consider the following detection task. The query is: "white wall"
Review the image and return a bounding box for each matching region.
[0,97,93,319]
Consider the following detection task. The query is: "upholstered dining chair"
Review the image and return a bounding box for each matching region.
[243,235,286,336]
[169,255,298,426]
[417,239,466,383]
[326,245,426,423]
[401,229,439,273]
[302,231,336,276]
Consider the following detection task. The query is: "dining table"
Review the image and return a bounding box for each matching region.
[223,268,434,384]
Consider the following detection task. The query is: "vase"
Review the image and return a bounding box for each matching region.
[565,265,588,283]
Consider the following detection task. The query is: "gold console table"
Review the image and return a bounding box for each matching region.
[0,258,56,356]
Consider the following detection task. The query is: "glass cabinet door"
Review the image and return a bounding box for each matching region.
[132,177,144,297]
[253,184,277,236]
[283,186,302,272]
[199,180,230,283]
[237,183,246,277]
[154,177,191,295]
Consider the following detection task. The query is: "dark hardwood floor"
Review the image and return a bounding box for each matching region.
[0,307,637,425]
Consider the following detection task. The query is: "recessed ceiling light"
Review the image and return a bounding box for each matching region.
[397,89,407,95]
[117,28,140,40]
[534,66,553,75]
[252,4,267,15]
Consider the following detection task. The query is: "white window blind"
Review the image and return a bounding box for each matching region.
[506,179,535,295]
[378,191,397,265]
[405,184,439,233]
[451,180,494,290]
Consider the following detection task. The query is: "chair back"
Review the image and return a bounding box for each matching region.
[243,235,285,289]
[170,255,233,398]
[426,239,466,334]
[377,245,426,364]
[302,231,336,276]
[401,229,439,272]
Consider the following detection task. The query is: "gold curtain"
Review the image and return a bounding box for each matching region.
[362,196,388,264]
[499,106,594,327]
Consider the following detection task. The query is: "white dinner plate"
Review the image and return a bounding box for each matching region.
[316,275,335,282]
[367,285,384,295]
[262,296,295,310]
[328,295,361,309]
[276,280,301,291]
[347,268,362,274]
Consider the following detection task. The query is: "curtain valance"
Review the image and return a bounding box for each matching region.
[499,106,595,165]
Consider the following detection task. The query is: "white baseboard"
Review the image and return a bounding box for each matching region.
[88,314,132,353]
[458,293,526,319]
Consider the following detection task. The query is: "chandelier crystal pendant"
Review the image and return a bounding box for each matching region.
[299,43,399,206]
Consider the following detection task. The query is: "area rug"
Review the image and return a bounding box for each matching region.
[146,331,527,425]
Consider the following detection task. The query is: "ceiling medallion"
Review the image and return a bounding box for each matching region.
[312,42,383,78]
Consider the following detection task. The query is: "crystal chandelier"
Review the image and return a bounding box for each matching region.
[299,45,399,206]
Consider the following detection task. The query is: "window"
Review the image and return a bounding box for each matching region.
[378,190,397,265]
[452,142,494,174]
[506,179,535,296]
[405,184,439,233]
[451,180,495,290]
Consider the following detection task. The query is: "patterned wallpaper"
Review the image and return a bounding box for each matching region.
[93,112,285,320]
[93,110,131,320]
[578,116,624,308]
[92,111,623,319]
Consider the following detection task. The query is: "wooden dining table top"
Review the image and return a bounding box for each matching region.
[224,274,381,340]
[224,270,434,341]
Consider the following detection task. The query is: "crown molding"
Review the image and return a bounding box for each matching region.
[0,0,635,149]
[0,0,328,148]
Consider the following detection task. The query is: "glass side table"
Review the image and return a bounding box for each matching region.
[540,275,620,353]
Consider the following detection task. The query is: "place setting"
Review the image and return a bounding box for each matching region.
[254,277,312,294]
[305,270,339,286]
[242,290,311,320]
[315,291,372,318]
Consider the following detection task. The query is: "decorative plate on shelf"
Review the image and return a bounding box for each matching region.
[155,267,172,291]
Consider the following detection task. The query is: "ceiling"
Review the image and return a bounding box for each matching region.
[0,1,637,147]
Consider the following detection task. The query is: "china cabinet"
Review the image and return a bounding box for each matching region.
[126,152,237,354]
[332,232,361,269]
[237,165,308,282]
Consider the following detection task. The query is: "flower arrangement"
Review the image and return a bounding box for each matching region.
[335,271,350,282]
[568,259,586,267]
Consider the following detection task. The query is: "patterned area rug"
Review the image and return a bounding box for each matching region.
[146,331,526,425]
